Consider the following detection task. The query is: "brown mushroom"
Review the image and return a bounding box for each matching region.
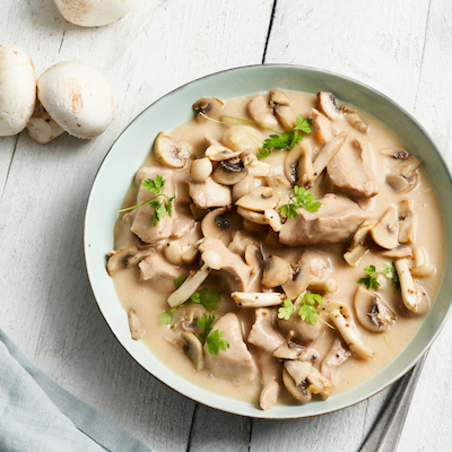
[247,95,279,128]
[212,158,248,185]
[154,132,192,168]
[382,147,421,193]
[205,144,242,162]
[284,140,315,186]
[192,97,224,123]
[262,255,293,288]
[235,187,280,212]
[107,246,152,276]
[354,286,397,333]
[317,91,341,120]
[398,199,416,244]
[343,218,379,266]
[181,331,204,371]
[371,206,399,250]
[273,341,320,363]
[244,244,263,274]
[270,89,297,130]
[201,208,240,247]
[380,245,413,259]
[341,105,368,133]
[411,247,435,277]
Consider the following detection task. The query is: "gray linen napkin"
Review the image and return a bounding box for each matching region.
[0,327,153,452]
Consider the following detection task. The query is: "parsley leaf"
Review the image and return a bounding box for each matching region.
[255,115,312,159]
[159,312,172,325]
[206,329,229,356]
[358,263,399,290]
[174,275,186,289]
[278,297,295,320]
[298,292,323,325]
[118,177,175,226]
[195,313,230,355]
[279,186,322,219]
[190,287,222,311]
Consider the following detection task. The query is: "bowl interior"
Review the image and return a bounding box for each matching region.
[85,64,452,419]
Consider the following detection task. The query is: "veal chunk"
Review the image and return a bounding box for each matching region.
[327,139,379,199]
[188,177,232,209]
[204,313,256,384]
[128,167,175,244]
[198,237,251,292]
[279,194,370,246]
[139,252,185,292]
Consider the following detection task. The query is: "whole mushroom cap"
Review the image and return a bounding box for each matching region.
[0,45,36,137]
[37,62,114,139]
[54,0,139,27]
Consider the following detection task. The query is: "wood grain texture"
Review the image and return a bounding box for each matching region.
[1,0,451,451]
[0,0,273,450]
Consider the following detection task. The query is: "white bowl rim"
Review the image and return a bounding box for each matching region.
[84,63,452,419]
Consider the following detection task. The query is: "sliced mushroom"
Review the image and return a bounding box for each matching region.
[190,157,213,182]
[354,286,397,333]
[317,91,341,120]
[243,219,269,235]
[228,230,259,255]
[236,207,281,233]
[411,248,435,277]
[310,108,332,145]
[284,140,314,186]
[311,132,348,183]
[385,174,413,193]
[244,244,263,274]
[264,209,282,232]
[201,208,239,247]
[343,218,379,267]
[107,246,152,276]
[236,187,280,211]
[283,361,332,402]
[247,95,279,128]
[371,206,399,250]
[382,147,421,193]
[281,265,310,300]
[231,292,286,308]
[167,263,211,308]
[262,255,293,288]
[270,89,296,130]
[394,259,418,313]
[322,302,373,360]
[205,144,242,162]
[341,105,368,133]
[380,245,413,259]
[128,309,145,340]
[155,132,192,168]
[181,331,204,372]
[398,199,416,244]
[192,97,224,123]
[277,312,322,345]
[273,341,320,363]
[320,339,351,384]
[212,158,248,185]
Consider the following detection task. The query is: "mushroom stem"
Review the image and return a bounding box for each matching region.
[231,292,286,308]
[329,308,373,360]
[167,263,210,308]
[394,259,418,312]
[26,110,65,144]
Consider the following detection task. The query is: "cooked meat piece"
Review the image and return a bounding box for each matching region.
[204,313,256,384]
[247,308,285,353]
[311,108,332,145]
[327,139,379,199]
[127,167,175,244]
[257,352,281,410]
[188,177,232,209]
[279,194,370,246]
[171,200,195,238]
[139,252,186,292]
[277,314,322,345]
[320,338,351,384]
[199,237,251,292]
[247,95,279,128]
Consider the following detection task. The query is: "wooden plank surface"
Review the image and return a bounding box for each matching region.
[1,0,451,451]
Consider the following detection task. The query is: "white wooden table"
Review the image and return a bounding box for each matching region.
[1,1,451,451]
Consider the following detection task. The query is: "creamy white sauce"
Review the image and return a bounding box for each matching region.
[112,90,445,406]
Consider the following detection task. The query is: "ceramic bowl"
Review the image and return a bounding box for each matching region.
[84,64,452,419]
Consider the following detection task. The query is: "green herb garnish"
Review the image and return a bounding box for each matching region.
[358,264,397,290]
[278,293,325,326]
[159,312,172,325]
[173,274,186,289]
[118,175,175,226]
[195,313,229,356]
[190,287,222,311]
[279,185,322,219]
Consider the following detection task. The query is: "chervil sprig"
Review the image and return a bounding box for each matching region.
[358,264,396,290]
[195,313,229,356]
[118,175,175,226]
[278,293,328,326]
[279,185,322,220]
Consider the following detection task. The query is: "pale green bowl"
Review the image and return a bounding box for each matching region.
[84,64,452,419]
